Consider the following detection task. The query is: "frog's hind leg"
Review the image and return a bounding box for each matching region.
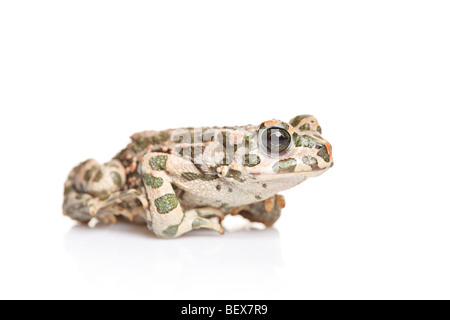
[63,159,148,224]
[230,195,285,227]
[139,153,224,238]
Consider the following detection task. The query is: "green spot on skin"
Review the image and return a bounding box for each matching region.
[317,147,330,162]
[192,218,206,229]
[110,171,122,187]
[154,194,178,214]
[295,135,321,149]
[132,132,170,152]
[177,130,203,144]
[255,195,262,200]
[93,170,103,182]
[244,133,258,151]
[186,146,205,161]
[299,123,311,131]
[163,224,179,237]
[244,154,261,167]
[182,172,202,181]
[131,143,141,152]
[220,153,234,166]
[182,172,218,181]
[226,169,246,182]
[273,158,297,173]
[317,126,322,134]
[202,174,219,181]
[84,166,98,182]
[149,155,168,171]
[64,185,73,195]
[220,131,231,147]
[290,115,312,127]
[99,194,110,201]
[143,173,163,188]
[216,185,222,191]
[302,156,319,170]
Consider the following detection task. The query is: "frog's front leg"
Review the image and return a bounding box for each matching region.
[139,153,224,238]
[231,195,285,227]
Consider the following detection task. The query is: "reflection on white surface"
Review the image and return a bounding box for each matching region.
[63,218,284,299]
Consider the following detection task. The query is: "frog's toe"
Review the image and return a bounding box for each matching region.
[195,206,225,222]
[265,197,275,212]
[276,195,286,209]
[181,209,225,236]
[191,216,225,235]
[97,214,118,225]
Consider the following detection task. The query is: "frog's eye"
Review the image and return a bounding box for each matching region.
[260,127,292,155]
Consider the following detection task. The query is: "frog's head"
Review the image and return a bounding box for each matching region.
[243,115,333,179]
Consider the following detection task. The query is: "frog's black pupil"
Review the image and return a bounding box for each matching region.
[263,127,291,154]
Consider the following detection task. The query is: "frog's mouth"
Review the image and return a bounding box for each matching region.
[297,168,329,177]
[250,167,330,178]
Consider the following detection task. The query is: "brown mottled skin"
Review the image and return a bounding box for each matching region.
[63,115,333,238]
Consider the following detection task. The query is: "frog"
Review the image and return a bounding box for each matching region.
[63,114,333,238]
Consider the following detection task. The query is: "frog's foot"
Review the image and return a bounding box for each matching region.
[230,194,285,227]
[158,208,225,238]
[64,188,148,225]
[150,206,225,239]
[95,213,118,225]
[139,152,224,238]
[95,206,136,225]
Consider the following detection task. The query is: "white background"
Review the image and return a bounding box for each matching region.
[1,1,449,300]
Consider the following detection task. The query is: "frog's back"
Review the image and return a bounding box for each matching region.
[114,129,175,190]
[114,125,255,190]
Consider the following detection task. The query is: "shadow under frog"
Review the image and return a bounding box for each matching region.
[63,220,284,295]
